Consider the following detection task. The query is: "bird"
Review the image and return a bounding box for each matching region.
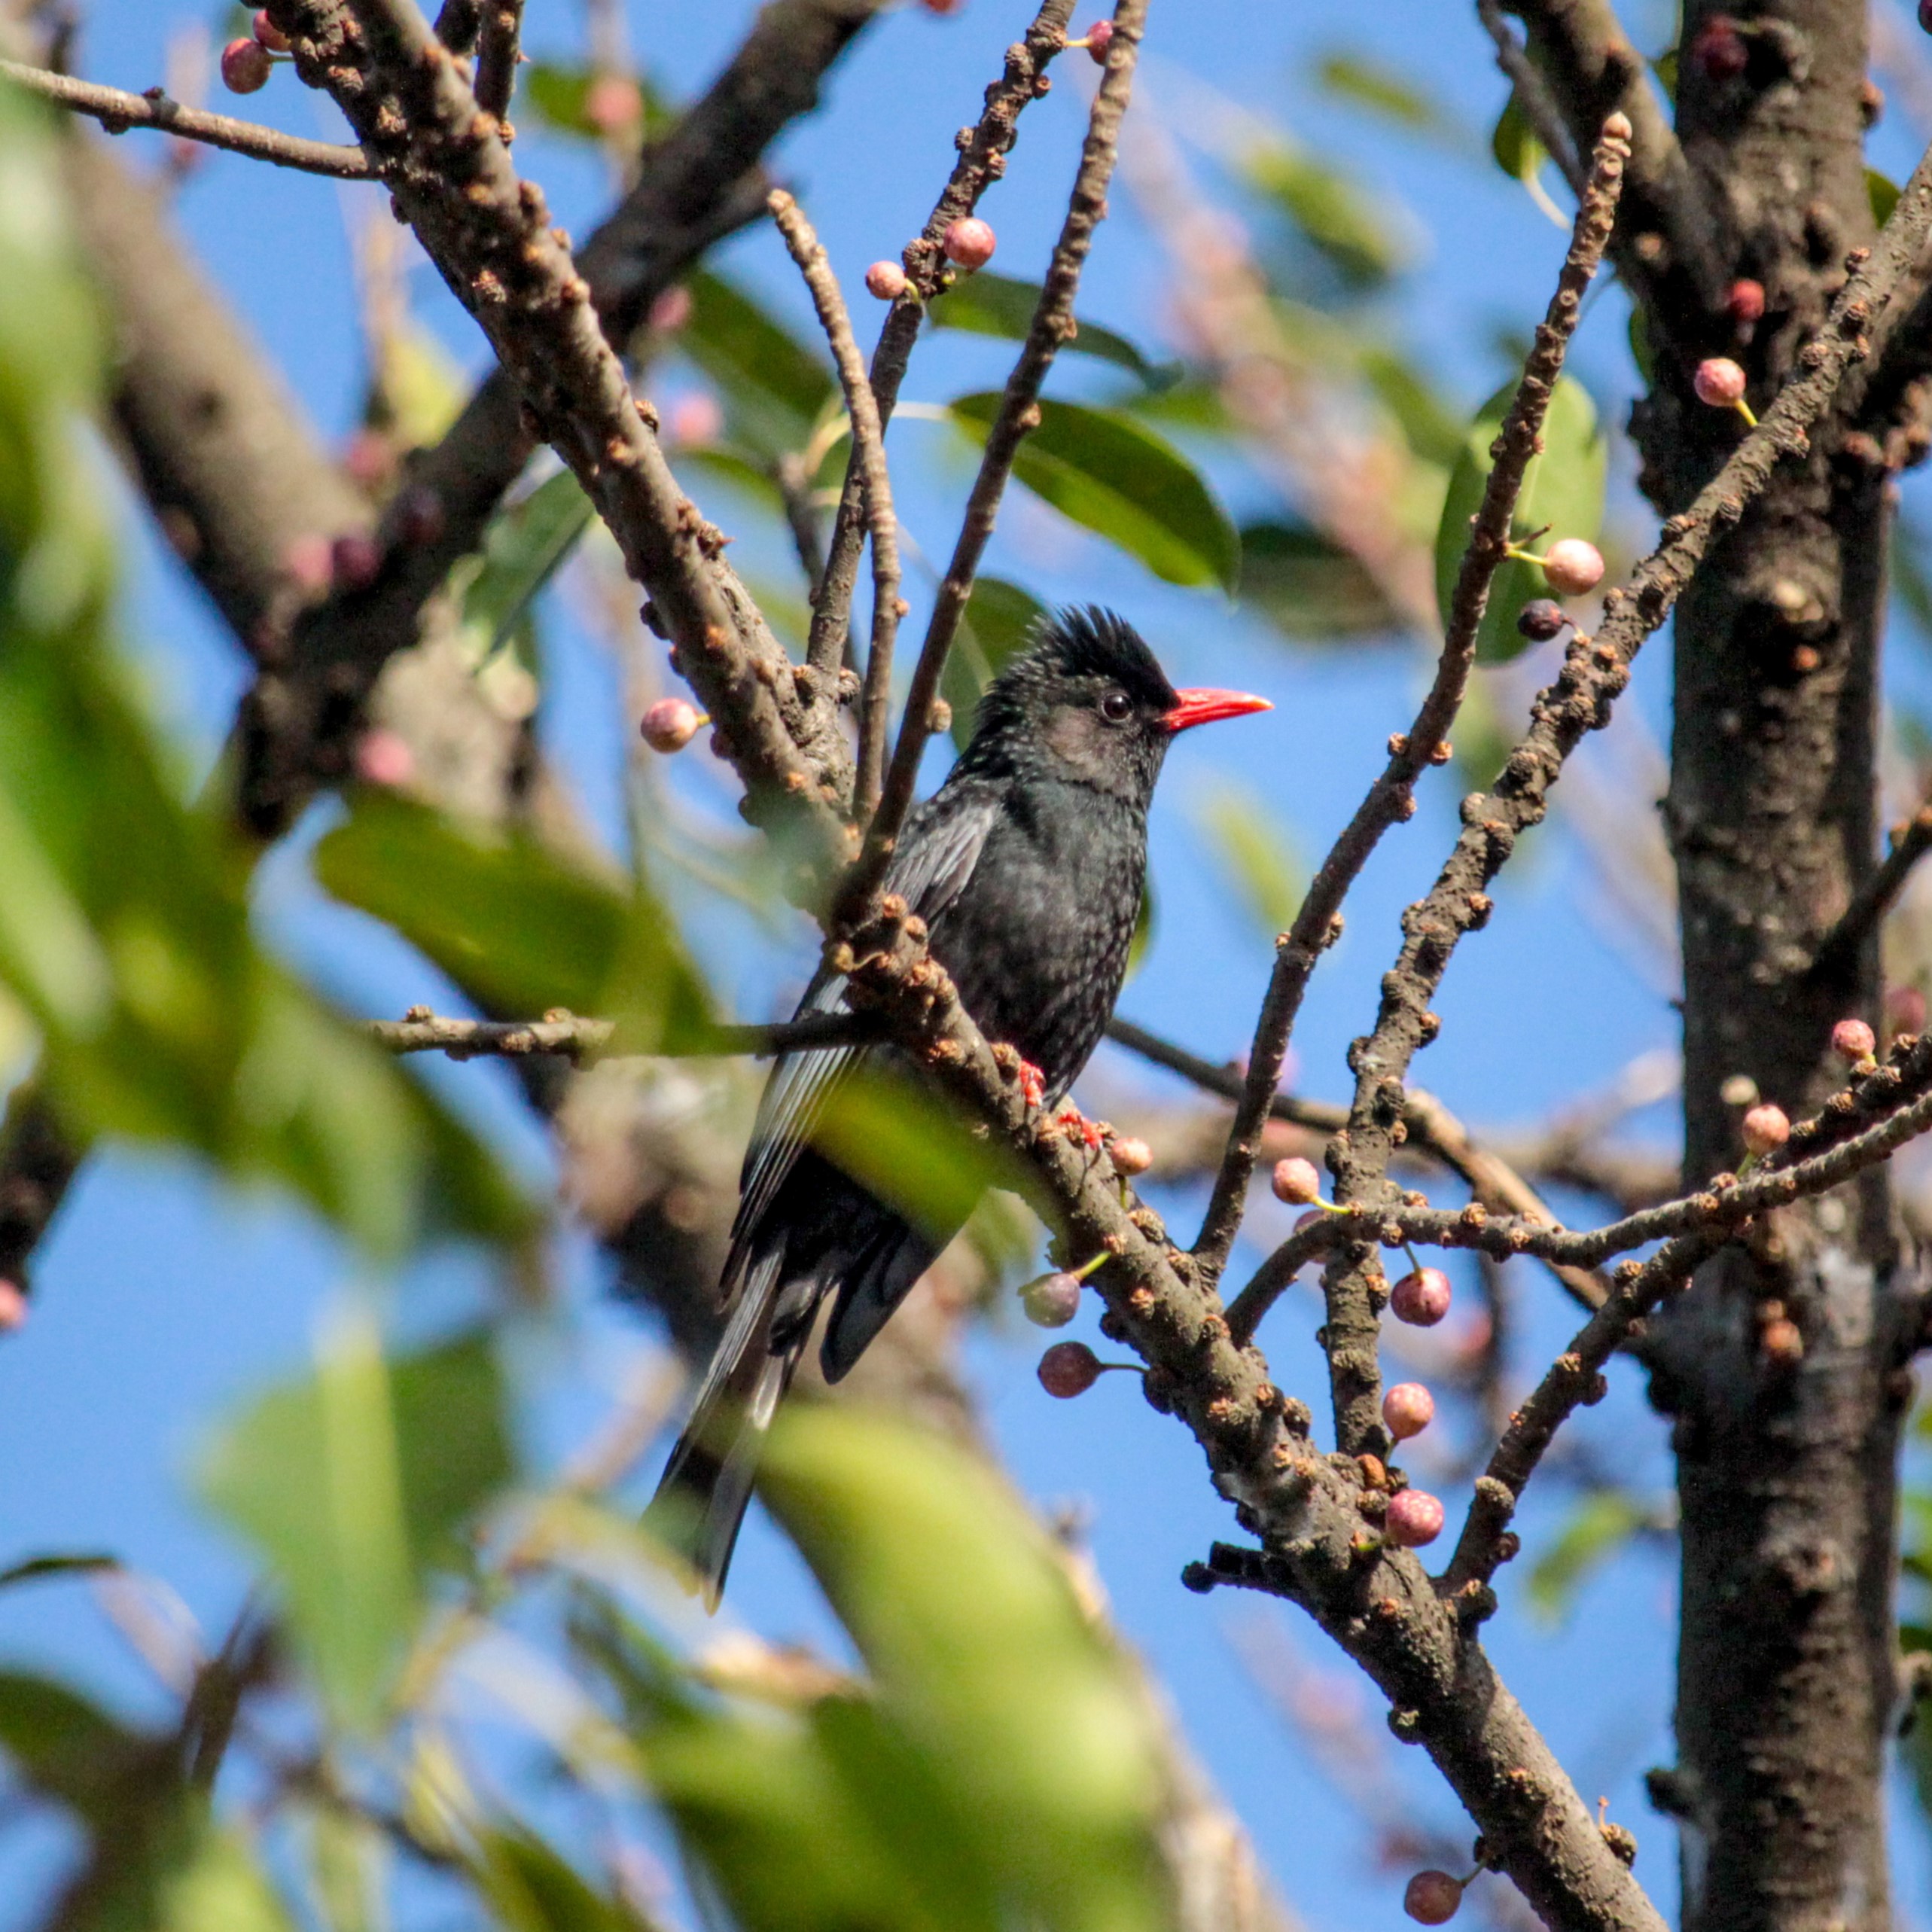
[648,607,1270,1603]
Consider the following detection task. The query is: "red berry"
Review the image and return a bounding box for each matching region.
[1742,1102,1790,1156]
[1690,17,1748,78]
[1516,598,1566,642]
[1404,1870,1464,1924]
[1084,18,1115,62]
[864,259,909,301]
[1109,1135,1153,1176]
[1386,1487,1446,1548]
[252,11,291,51]
[0,1280,26,1332]
[221,36,273,93]
[1540,538,1604,597]
[942,217,996,270]
[1694,357,1748,407]
[1271,1156,1321,1205]
[331,532,381,591]
[1020,1271,1083,1328]
[1830,1017,1876,1064]
[922,0,964,12]
[640,696,702,753]
[353,728,414,788]
[1382,1382,1435,1442]
[1726,277,1766,326]
[1038,1340,1102,1397]
[1390,1266,1451,1327]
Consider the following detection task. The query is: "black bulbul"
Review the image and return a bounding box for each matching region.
[649,608,1270,1602]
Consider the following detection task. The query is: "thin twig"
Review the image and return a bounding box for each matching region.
[1193,113,1632,1302]
[1474,0,1584,194]
[804,0,1075,680]
[767,187,902,821]
[366,1009,876,1059]
[432,0,480,53]
[472,0,523,123]
[0,59,371,178]
[1809,799,1932,978]
[839,0,1145,910]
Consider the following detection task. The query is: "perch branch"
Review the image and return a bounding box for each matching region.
[471,0,523,122]
[367,1009,876,1059]
[1809,798,1932,978]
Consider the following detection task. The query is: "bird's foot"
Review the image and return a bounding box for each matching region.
[1016,1059,1047,1108]
[1056,1100,1105,1150]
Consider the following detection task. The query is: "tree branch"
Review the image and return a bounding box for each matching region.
[0,60,371,178]
[1475,0,1583,195]
[1809,796,1932,980]
[471,0,523,123]
[366,1008,876,1059]
[1193,114,1631,1296]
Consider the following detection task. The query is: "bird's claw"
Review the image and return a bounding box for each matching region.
[1056,1099,1105,1149]
[1017,1059,1047,1108]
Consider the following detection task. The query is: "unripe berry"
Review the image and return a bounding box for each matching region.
[252,11,291,51]
[0,1280,26,1332]
[1694,356,1748,407]
[648,285,693,333]
[1741,1102,1790,1156]
[1726,277,1766,326]
[354,727,414,788]
[1831,1017,1876,1064]
[1516,598,1567,643]
[1020,1270,1083,1328]
[943,216,997,271]
[221,36,273,93]
[1390,1266,1452,1327]
[1271,1156,1322,1205]
[331,531,381,591]
[1404,1870,1464,1924]
[1540,538,1604,597]
[583,75,643,134]
[1690,16,1748,78]
[865,260,909,301]
[668,392,724,446]
[1038,1339,1102,1398]
[1109,1135,1153,1176]
[640,696,702,753]
[1084,19,1115,61]
[1386,1487,1446,1548]
[1382,1382,1435,1442]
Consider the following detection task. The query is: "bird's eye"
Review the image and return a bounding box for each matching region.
[1099,689,1134,724]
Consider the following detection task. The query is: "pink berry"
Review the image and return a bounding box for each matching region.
[922,0,964,12]
[1726,277,1766,326]
[0,1281,26,1332]
[1888,986,1926,1036]
[1020,1271,1083,1328]
[1831,1017,1876,1064]
[1690,17,1748,78]
[331,532,381,591]
[342,427,392,489]
[1109,1135,1152,1176]
[1271,1156,1321,1205]
[1918,0,1931,35]
[221,36,273,93]
[584,75,642,133]
[864,259,909,301]
[648,285,692,333]
[1540,538,1604,597]
[1386,1487,1446,1548]
[1390,1266,1451,1327]
[1084,18,1115,61]
[1694,356,1748,407]
[1038,1340,1102,1398]
[354,728,414,788]
[669,392,723,446]
[1382,1382,1435,1442]
[1404,1870,1464,1924]
[1293,1208,1324,1233]
[252,11,291,51]
[1742,1102,1790,1156]
[640,697,701,754]
[283,532,334,594]
[942,217,996,271]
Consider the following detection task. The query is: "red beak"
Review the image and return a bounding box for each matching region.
[1163,687,1273,733]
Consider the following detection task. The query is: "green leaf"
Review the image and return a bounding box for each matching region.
[1433,376,1607,663]
[949,395,1239,593]
[1190,782,1302,939]
[1312,52,1461,144]
[1244,140,1411,288]
[157,1827,300,1932]
[200,1317,512,1732]
[1870,167,1901,229]
[450,468,596,664]
[1239,521,1402,641]
[0,1550,120,1589]
[927,273,1178,390]
[1526,1490,1653,1624]
[760,1408,1169,1932]
[472,1829,640,1932]
[944,577,1047,749]
[680,270,837,459]
[314,791,715,1053]
[520,62,671,142]
[0,1670,144,1822]
[1490,92,1567,227]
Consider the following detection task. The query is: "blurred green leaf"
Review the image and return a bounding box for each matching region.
[378,318,468,450]
[949,394,1239,593]
[1190,782,1302,939]
[1312,50,1461,142]
[1871,167,1900,228]
[158,1827,300,1932]
[0,1671,144,1823]
[1526,1490,1652,1624]
[0,1551,120,1589]
[1490,92,1568,227]
[760,1407,1169,1932]
[1433,376,1606,663]
[1359,346,1466,468]
[315,791,715,1053]
[681,271,837,459]
[520,63,671,142]
[928,274,1179,390]
[1239,520,1403,641]
[1245,139,1410,289]
[200,1316,511,1732]
[450,469,595,664]
[944,576,1047,748]
[472,1828,643,1932]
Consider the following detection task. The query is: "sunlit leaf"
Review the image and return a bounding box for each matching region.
[1243,140,1411,289]
[1490,92,1568,228]
[928,273,1178,390]
[944,576,1047,748]
[1433,375,1606,663]
[680,270,837,459]
[949,395,1239,593]
[1526,1489,1653,1624]
[472,1828,641,1932]
[1239,521,1403,641]
[157,1827,300,1932]
[1870,167,1900,229]
[450,468,595,664]
[1190,782,1302,939]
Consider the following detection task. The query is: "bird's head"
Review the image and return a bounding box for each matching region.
[960,607,1270,803]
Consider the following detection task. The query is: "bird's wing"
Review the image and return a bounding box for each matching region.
[727,788,1000,1261]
